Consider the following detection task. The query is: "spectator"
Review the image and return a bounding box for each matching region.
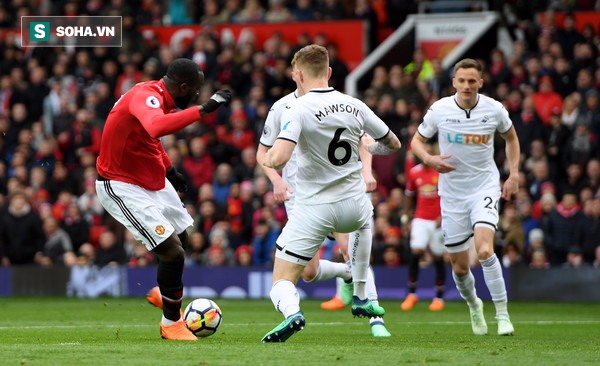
[61,202,90,253]
[182,136,215,191]
[529,248,550,269]
[251,218,278,266]
[265,0,292,23]
[36,216,74,266]
[532,76,563,125]
[563,120,598,167]
[0,193,45,265]
[582,158,600,194]
[212,163,235,208]
[545,107,571,179]
[578,198,600,265]
[563,246,586,268]
[235,244,253,266]
[513,95,544,153]
[526,228,545,264]
[542,191,585,265]
[404,48,434,82]
[185,232,207,266]
[94,230,128,267]
[291,0,315,21]
[236,0,265,23]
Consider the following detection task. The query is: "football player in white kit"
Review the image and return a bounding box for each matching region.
[411,58,519,336]
[259,45,401,342]
[258,87,391,337]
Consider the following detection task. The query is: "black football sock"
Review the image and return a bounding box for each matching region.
[408,252,421,294]
[157,260,185,322]
[434,258,446,298]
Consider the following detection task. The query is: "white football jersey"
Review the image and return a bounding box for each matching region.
[417,93,513,197]
[259,91,299,191]
[278,87,390,204]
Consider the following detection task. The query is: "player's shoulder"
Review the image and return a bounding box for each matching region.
[428,95,455,112]
[272,91,299,110]
[478,94,505,112]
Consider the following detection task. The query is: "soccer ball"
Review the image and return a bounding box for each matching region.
[183,298,222,337]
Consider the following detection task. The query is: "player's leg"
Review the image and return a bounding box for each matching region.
[474,224,514,336]
[302,247,351,284]
[335,194,384,318]
[470,192,514,336]
[95,179,195,340]
[262,203,327,342]
[364,266,391,337]
[348,225,385,318]
[428,227,446,311]
[262,257,307,343]
[448,240,487,336]
[442,195,486,335]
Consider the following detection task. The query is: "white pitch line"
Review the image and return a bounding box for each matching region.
[0,320,599,330]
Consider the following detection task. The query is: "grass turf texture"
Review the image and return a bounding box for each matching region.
[0,298,598,365]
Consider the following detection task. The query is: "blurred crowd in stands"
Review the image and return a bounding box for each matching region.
[0,0,599,271]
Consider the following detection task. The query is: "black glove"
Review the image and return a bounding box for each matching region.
[166,166,187,193]
[201,89,232,113]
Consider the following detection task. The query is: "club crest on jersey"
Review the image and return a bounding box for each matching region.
[155,225,166,235]
[481,115,490,124]
[146,96,160,108]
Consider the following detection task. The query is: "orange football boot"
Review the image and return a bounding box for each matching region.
[160,319,197,341]
[320,296,345,310]
[146,286,163,309]
[429,298,445,311]
[400,293,418,311]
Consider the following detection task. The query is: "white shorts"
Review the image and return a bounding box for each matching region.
[410,218,445,256]
[276,194,373,265]
[441,190,500,254]
[96,179,193,251]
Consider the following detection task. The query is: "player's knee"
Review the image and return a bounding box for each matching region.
[411,248,425,256]
[476,247,494,261]
[452,263,470,277]
[301,266,317,282]
[155,237,186,263]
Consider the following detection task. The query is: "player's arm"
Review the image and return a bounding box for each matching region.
[257,144,292,202]
[364,129,402,155]
[131,90,230,138]
[359,134,376,192]
[500,125,520,200]
[261,139,296,170]
[411,133,455,173]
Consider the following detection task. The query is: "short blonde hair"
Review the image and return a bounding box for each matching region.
[292,44,329,78]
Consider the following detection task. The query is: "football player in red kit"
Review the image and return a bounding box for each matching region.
[96,58,231,341]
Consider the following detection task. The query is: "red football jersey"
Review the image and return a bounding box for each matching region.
[96,79,202,191]
[405,164,441,220]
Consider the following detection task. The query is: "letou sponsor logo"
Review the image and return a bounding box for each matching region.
[21,16,122,47]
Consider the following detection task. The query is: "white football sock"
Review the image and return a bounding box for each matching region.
[311,259,351,282]
[335,277,343,298]
[161,315,181,326]
[369,315,385,325]
[452,270,479,309]
[480,254,508,316]
[349,227,372,300]
[366,266,378,301]
[270,280,300,318]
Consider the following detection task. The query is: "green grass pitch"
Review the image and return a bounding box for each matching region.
[0,298,598,365]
